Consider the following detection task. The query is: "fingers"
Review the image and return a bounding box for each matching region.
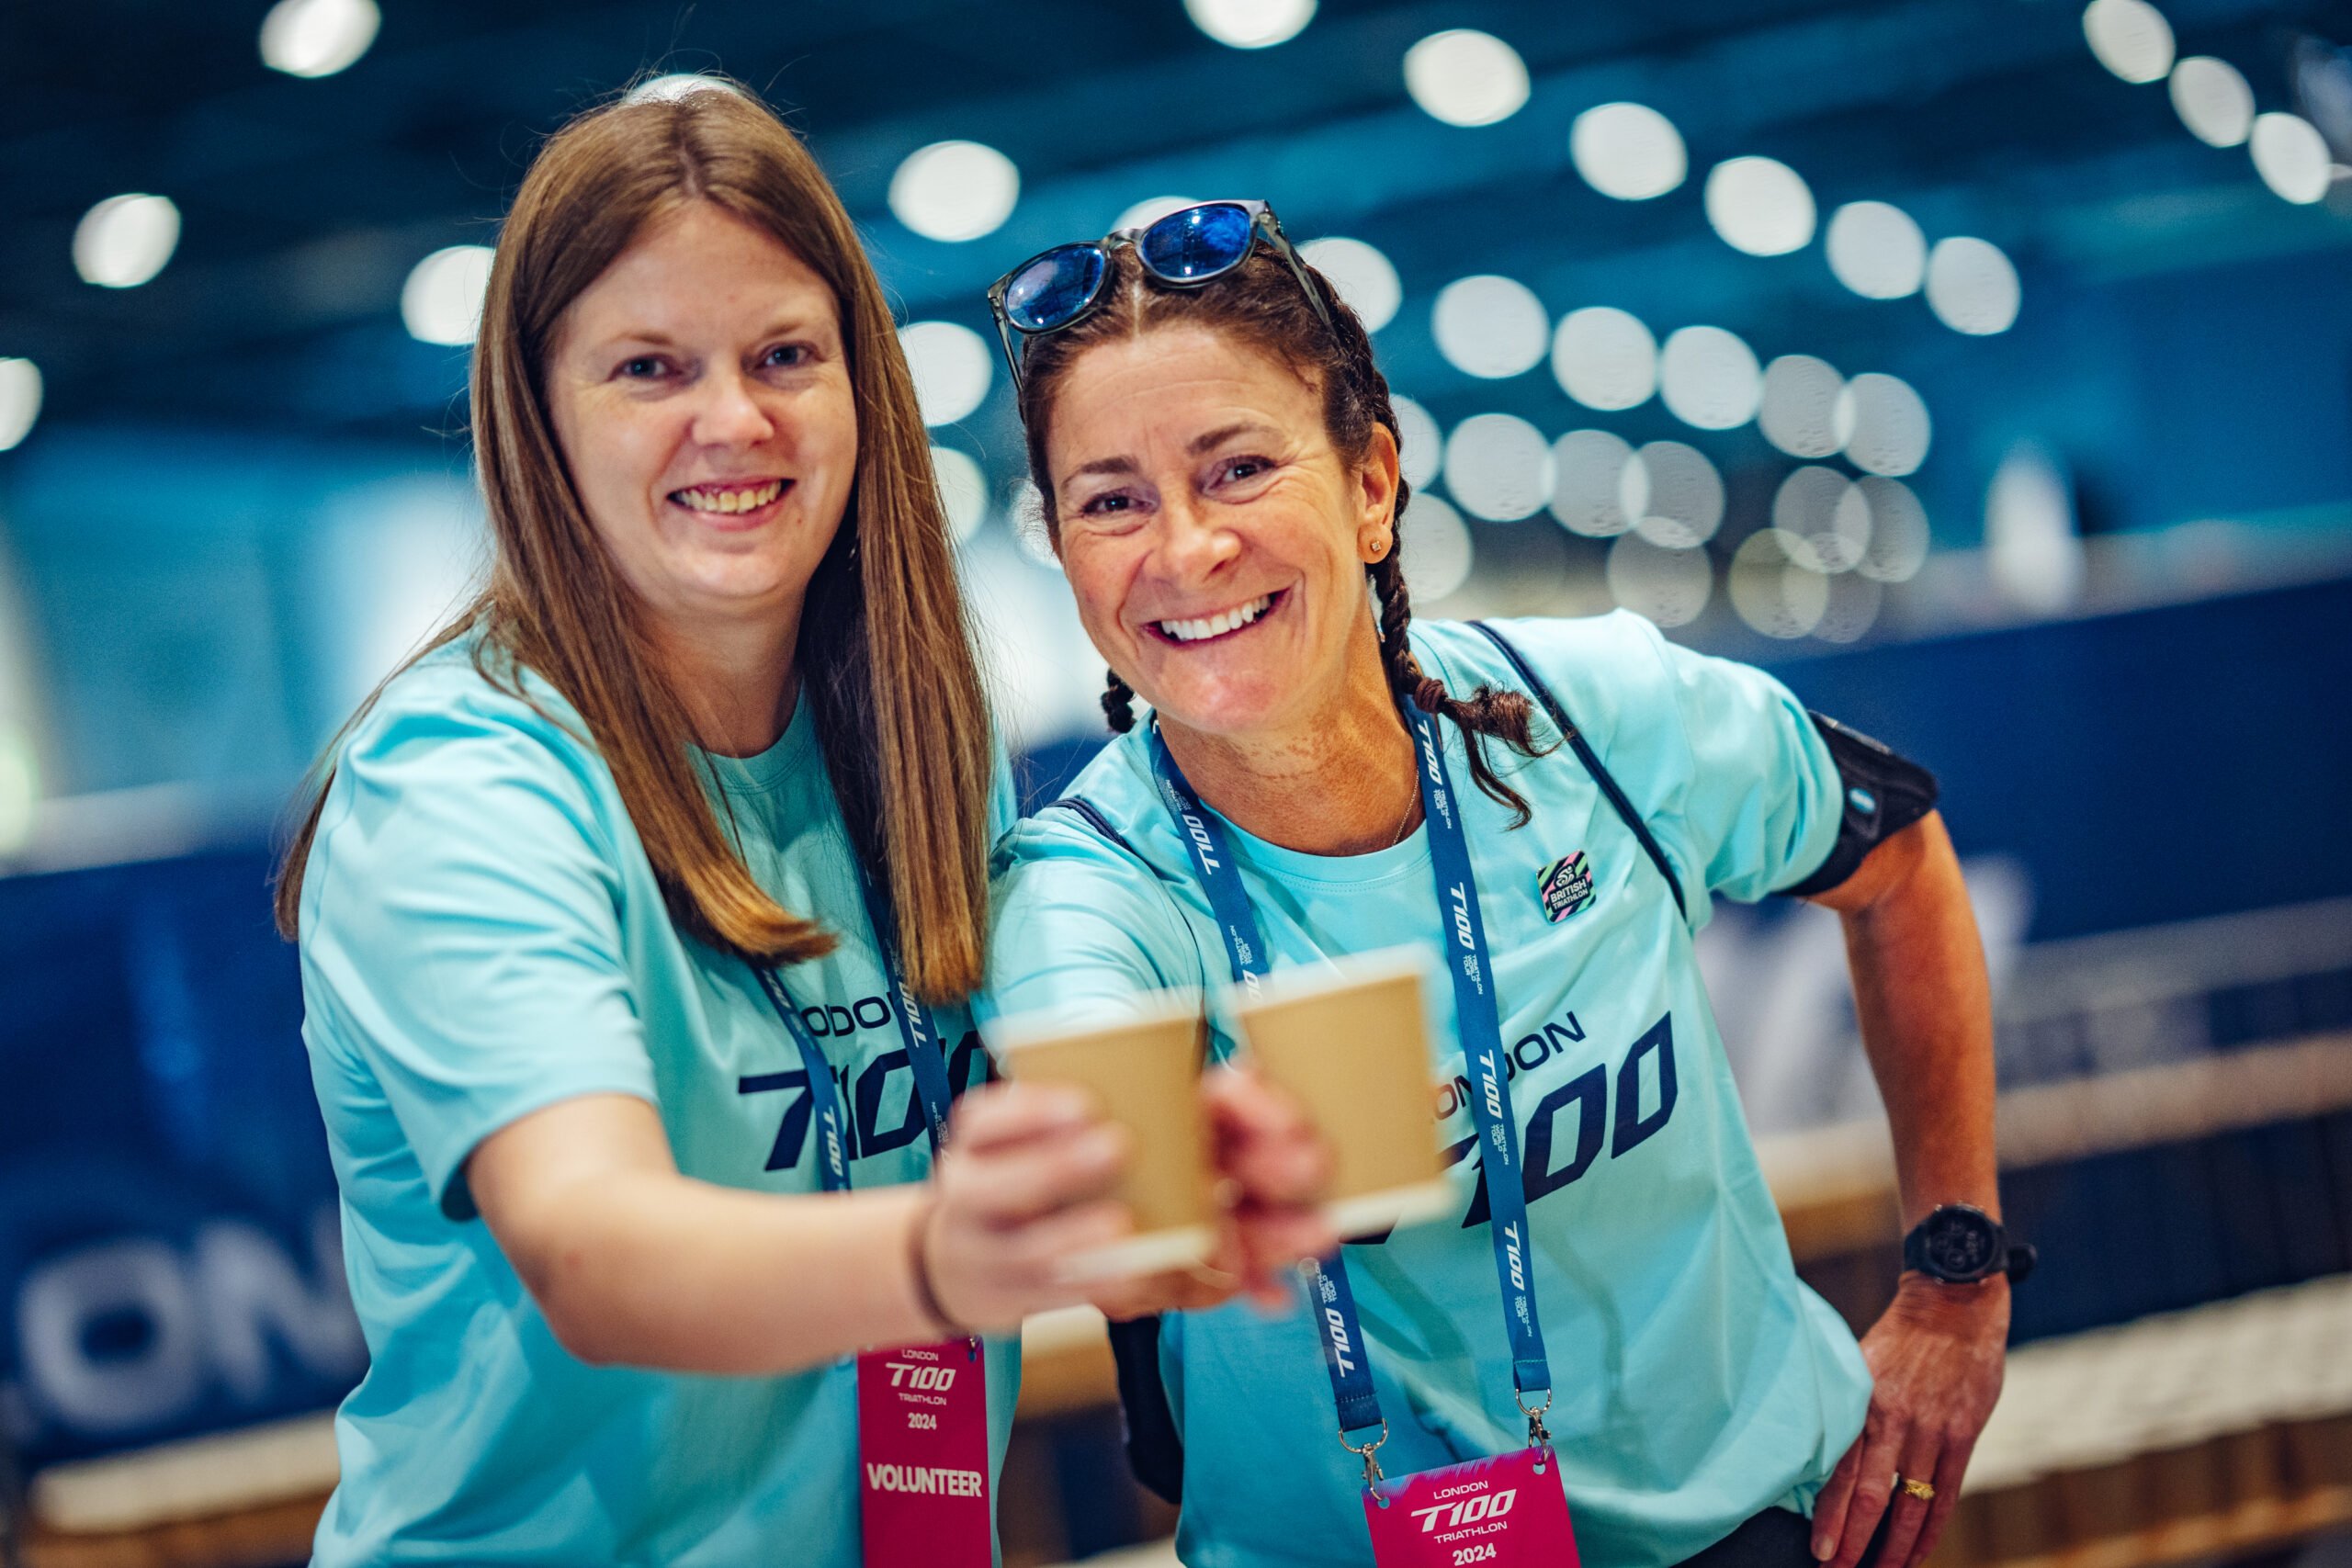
[1230,1205,1339,1294]
[1870,1429,1944,1568]
[961,1120,1127,1225]
[1205,1067,1330,1209]
[1812,1435,1864,1562]
[945,1081,1099,1154]
[1204,1066,1336,1298]
[1903,1437,1975,1568]
[1824,1414,1901,1568]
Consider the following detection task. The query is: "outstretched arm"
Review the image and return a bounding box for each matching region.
[1803,811,2007,1568]
[468,1081,1133,1373]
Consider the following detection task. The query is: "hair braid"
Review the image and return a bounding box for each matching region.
[1102,669,1137,732]
[1367,548,1546,827]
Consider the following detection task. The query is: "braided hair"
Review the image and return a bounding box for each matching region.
[1016,239,1546,825]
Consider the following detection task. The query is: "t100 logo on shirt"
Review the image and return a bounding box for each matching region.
[736,1014,989,1175]
[1418,1012,1679,1235]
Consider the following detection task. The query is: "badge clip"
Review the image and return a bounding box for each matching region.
[1517,1388,1554,1450]
[1340,1420,1390,1494]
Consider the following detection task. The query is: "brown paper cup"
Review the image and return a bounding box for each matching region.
[989,992,1216,1281]
[1232,948,1453,1238]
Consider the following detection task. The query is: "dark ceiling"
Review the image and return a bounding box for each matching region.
[4,0,2348,446]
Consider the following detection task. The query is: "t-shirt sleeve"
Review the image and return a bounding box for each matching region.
[979,811,1206,1032]
[1642,627,1844,906]
[300,692,660,1220]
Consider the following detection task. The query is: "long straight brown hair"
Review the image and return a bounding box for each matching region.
[276,84,997,1002]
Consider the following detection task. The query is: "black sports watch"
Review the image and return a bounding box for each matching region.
[1901,1204,2036,1285]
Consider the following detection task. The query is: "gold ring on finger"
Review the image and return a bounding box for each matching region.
[1896,1474,1936,1503]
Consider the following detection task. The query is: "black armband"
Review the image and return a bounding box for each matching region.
[1779,712,1939,897]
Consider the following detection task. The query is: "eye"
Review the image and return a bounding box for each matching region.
[1080,491,1136,516]
[618,355,671,380]
[1216,456,1273,485]
[762,343,813,369]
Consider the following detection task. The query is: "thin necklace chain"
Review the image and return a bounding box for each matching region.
[1385,765,1421,848]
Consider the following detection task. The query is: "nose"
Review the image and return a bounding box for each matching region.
[690,365,775,448]
[1154,491,1241,584]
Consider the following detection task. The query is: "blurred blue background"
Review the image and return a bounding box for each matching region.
[2,1,2349,1562]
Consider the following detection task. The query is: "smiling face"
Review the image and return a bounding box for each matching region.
[1045,323,1399,743]
[546,201,856,642]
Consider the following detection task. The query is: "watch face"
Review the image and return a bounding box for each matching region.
[1925,1209,1998,1279]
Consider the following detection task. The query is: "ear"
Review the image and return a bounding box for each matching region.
[1353,421,1403,564]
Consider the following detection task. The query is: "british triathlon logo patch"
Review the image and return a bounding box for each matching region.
[1537,851,1596,923]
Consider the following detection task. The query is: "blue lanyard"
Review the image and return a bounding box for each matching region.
[752,871,956,1194]
[1148,717,1555,1448]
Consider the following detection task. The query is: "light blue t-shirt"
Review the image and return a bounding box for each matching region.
[985,614,1871,1568]
[298,637,1018,1566]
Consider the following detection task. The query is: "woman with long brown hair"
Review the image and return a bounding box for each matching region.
[280,90,1321,1565]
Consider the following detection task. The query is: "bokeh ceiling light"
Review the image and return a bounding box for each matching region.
[259,0,380,78]
[1443,413,1554,522]
[1925,237,2021,334]
[931,446,989,545]
[1657,324,1761,430]
[1551,307,1657,411]
[625,73,743,105]
[2169,56,2255,147]
[1629,441,1724,549]
[1548,430,1642,538]
[1184,0,1316,49]
[1702,156,1815,256]
[1854,477,1931,582]
[2250,112,2335,204]
[889,141,1021,242]
[1403,29,1531,128]
[2083,0,2176,85]
[1758,355,1846,458]
[1400,492,1476,603]
[1814,573,1884,644]
[1009,479,1060,571]
[1432,275,1549,378]
[401,244,495,345]
[1772,466,1871,572]
[1729,530,1830,639]
[1301,238,1401,333]
[1605,535,1712,627]
[1114,195,1199,232]
[1825,200,1927,299]
[73,194,181,288]
[0,359,42,451]
[1391,395,1443,489]
[1568,103,1688,200]
[1835,373,1932,476]
[899,321,993,426]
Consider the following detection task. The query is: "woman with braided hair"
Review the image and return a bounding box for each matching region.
[981,202,2015,1568]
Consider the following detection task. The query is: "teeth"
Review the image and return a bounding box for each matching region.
[674,479,784,513]
[1159,593,1273,644]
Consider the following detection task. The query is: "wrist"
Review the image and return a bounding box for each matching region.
[905,1191,973,1341]
[1894,1268,2010,1330]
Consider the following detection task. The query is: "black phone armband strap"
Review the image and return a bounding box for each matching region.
[1780,712,1939,897]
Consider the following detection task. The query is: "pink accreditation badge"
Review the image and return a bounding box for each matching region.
[1362,1447,1579,1568]
[857,1337,991,1568]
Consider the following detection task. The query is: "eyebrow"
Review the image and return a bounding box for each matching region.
[1066,421,1281,482]
[584,313,826,356]
[1187,421,1278,455]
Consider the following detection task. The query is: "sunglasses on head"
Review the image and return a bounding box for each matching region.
[985,199,1335,393]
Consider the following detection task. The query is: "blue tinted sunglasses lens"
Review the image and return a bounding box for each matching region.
[1138,203,1255,281]
[1004,245,1107,332]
